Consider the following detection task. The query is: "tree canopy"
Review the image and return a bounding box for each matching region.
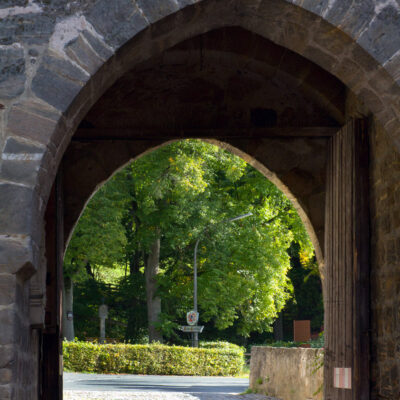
[64,139,315,342]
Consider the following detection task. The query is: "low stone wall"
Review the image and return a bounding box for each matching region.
[249,347,323,400]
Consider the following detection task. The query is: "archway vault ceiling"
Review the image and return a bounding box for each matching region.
[75,27,345,137]
[0,0,399,274]
[64,26,346,267]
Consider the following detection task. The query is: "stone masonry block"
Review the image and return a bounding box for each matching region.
[31,52,88,112]
[0,274,16,305]
[358,5,400,65]
[0,13,54,46]
[384,53,400,85]
[0,161,39,188]
[81,30,113,61]
[293,0,329,15]
[0,307,15,345]
[0,345,14,368]
[0,240,36,280]
[325,0,375,39]
[0,237,33,271]
[0,137,45,187]
[0,384,12,400]
[136,0,180,23]
[6,100,59,144]
[87,0,149,49]
[0,184,35,236]
[311,25,354,58]
[3,137,44,155]
[0,0,26,7]
[303,45,337,74]
[358,87,384,115]
[41,52,89,82]
[0,44,25,99]
[65,34,104,75]
[0,368,12,385]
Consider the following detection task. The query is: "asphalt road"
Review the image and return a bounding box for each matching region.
[64,373,249,394]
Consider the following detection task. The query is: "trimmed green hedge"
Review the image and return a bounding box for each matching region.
[63,341,244,376]
[199,341,244,351]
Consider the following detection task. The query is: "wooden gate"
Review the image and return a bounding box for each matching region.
[324,119,370,399]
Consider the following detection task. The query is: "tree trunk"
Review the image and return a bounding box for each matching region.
[62,277,75,341]
[125,250,145,341]
[145,237,163,343]
[273,311,284,341]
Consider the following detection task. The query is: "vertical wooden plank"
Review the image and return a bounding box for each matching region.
[56,168,64,399]
[324,135,333,399]
[353,119,370,399]
[339,127,344,400]
[324,119,370,400]
[41,169,64,400]
[334,129,340,399]
[344,122,353,400]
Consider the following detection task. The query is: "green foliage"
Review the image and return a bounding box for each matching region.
[64,175,129,280]
[264,341,304,348]
[198,341,244,351]
[250,335,324,349]
[279,243,323,340]
[66,139,317,342]
[309,333,324,348]
[63,341,244,376]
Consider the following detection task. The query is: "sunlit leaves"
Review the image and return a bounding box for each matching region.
[66,139,315,339]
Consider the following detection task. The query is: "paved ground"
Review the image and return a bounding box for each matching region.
[64,392,273,400]
[64,373,279,400]
[64,373,248,393]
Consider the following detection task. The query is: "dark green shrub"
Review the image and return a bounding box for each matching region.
[63,341,244,376]
[264,340,303,348]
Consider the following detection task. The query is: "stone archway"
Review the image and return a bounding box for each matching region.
[0,1,399,399]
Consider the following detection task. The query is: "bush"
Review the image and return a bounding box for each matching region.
[309,333,324,348]
[199,341,244,351]
[63,341,244,376]
[266,340,303,348]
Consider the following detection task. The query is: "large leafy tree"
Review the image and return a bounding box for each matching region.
[155,152,313,337]
[64,139,314,342]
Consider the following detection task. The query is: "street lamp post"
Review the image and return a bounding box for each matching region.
[191,212,253,347]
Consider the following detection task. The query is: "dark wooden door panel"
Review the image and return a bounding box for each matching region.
[324,119,370,400]
[42,170,64,400]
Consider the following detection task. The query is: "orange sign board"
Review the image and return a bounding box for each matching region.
[293,320,311,342]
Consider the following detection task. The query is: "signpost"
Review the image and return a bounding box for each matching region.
[186,310,199,326]
[186,212,252,347]
[184,310,201,346]
[179,325,204,333]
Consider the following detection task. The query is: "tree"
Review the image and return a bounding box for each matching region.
[120,140,216,342]
[63,177,128,340]
[66,139,315,343]
[155,154,314,338]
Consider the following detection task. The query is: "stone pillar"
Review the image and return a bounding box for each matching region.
[0,272,17,400]
[0,230,40,400]
[99,304,108,344]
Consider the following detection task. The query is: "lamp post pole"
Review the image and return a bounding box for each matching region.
[192,212,252,347]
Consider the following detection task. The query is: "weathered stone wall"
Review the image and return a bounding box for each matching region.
[0,275,39,400]
[343,91,400,399]
[249,346,323,400]
[369,120,400,399]
[0,1,399,399]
